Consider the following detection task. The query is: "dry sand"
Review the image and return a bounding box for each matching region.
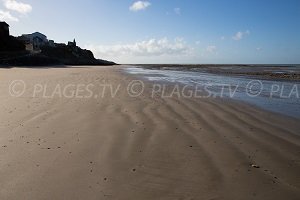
[0,66,299,200]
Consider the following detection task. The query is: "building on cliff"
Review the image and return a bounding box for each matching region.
[19,32,48,51]
[0,21,9,38]
[68,39,77,47]
[48,40,55,47]
[0,22,25,52]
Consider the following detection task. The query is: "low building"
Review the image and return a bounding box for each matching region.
[17,36,32,51]
[48,40,55,47]
[0,22,25,52]
[0,21,9,38]
[25,43,34,51]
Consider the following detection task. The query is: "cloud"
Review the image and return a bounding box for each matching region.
[129,1,151,11]
[232,30,250,41]
[3,0,32,14]
[220,36,225,40]
[86,38,192,59]
[174,8,181,15]
[0,10,18,21]
[256,47,262,51]
[206,45,217,53]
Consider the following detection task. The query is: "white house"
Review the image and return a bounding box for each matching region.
[21,32,48,50]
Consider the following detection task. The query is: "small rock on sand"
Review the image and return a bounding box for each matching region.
[251,164,260,168]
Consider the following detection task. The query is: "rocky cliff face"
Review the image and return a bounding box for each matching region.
[41,45,101,65]
[0,36,25,52]
[0,44,116,66]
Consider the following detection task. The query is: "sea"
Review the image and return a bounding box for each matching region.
[125,65,300,119]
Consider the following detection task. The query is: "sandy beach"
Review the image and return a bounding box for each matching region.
[0,66,299,200]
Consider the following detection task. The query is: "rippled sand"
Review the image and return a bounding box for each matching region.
[0,66,299,200]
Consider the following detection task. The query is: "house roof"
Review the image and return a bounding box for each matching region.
[22,32,48,42]
[0,21,9,27]
[32,32,46,38]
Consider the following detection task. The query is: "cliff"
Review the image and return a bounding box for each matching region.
[0,21,116,67]
[0,36,25,52]
[0,45,115,66]
[40,45,115,66]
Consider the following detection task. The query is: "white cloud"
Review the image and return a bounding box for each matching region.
[233,32,243,41]
[256,47,262,51]
[206,45,217,53]
[0,10,18,21]
[195,41,201,45]
[174,7,181,15]
[86,38,192,61]
[232,30,250,41]
[3,0,32,14]
[86,38,195,64]
[129,1,151,11]
[220,36,225,40]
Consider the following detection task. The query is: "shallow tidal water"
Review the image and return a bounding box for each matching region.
[125,67,300,119]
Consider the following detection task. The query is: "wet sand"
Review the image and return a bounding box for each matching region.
[0,66,299,199]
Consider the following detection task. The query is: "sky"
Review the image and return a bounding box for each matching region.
[1,0,300,64]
